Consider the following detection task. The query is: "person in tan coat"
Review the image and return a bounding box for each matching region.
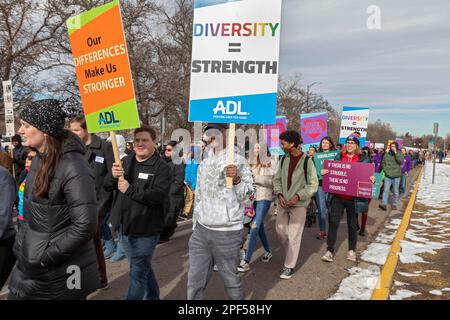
[238,143,277,273]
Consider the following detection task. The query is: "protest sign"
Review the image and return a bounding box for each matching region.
[67,0,140,135]
[387,140,395,148]
[374,143,385,149]
[313,151,339,179]
[264,116,286,155]
[339,106,370,147]
[322,160,375,198]
[300,112,328,152]
[372,173,383,198]
[2,80,14,137]
[396,138,404,149]
[188,0,282,125]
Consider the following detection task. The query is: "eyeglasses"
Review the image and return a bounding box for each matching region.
[346,141,356,145]
[165,148,173,152]
[26,156,34,160]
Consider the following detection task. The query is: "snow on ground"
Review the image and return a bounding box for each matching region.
[328,267,380,300]
[390,289,421,300]
[360,243,391,265]
[330,161,450,300]
[392,161,450,299]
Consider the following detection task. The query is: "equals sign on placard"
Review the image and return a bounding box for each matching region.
[228,43,241,53]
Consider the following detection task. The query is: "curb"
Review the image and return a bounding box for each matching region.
[370,167,424,300]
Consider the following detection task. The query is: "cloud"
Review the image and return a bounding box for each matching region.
[279,0,450,135]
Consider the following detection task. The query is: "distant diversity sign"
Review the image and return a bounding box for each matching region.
[264,116,286,155]
[339,106,370,147]
[300,112,328,152]
[67,0,140,133]
[2,80,14,137]
[188,0,282,124]
[322,160,375,198]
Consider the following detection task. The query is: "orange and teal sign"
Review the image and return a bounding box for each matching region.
[67,0,140,133]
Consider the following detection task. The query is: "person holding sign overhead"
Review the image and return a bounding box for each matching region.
[105,126,171,300]
[321,134,375,263]
[187,123,254,300]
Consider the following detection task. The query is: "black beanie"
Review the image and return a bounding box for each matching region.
[20,99,67,138]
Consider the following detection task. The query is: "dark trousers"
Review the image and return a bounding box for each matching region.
[93,219,108,284]
[0,236,16,290]
[327,196,357,254]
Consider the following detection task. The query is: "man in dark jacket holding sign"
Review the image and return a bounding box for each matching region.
[105,125,171,300]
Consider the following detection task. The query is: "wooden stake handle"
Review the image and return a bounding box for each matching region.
[226,123,236,189]
[110,131,122,167]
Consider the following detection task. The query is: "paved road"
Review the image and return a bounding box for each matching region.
[0,169,420,300]
[90,169,421,300]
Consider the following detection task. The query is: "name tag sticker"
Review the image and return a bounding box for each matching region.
[138,173,149,180]
[95,156,104,164]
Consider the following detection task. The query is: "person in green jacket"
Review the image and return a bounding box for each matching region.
[274,131,319,280]
[379,141,404,211]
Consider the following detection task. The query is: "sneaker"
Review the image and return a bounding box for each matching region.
[177,215,188,221]
[359,228,366,237]
[280,267,294,279]
[237,260,250,273]
[321,251,334,262]
[392,205,398,211]
[316,231,327,240]
[347,250,357,262]
[261,251,273,263]
[378,204,387,211]
[213,264,219,272]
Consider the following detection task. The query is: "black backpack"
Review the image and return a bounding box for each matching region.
[280,154,310,183]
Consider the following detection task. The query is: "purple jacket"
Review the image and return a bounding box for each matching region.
[401,155,412,174]
[372,152,384,173]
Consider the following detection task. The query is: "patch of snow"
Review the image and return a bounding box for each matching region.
[398,271,426,277]
[375,232,396,244]
[399,240,449,264]
[410,219,432,226]
[328,267,380,300]
[442,288,450,292]
[429,290,442,296]
[390,289,421,300]
[360,243,391,265]
[394,281,408,286]
[424,270,441,274]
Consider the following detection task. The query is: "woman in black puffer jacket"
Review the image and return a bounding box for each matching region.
[8,100,99,300]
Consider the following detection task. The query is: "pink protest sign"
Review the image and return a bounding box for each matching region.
[322,160,375,198]
[264,116,286,155]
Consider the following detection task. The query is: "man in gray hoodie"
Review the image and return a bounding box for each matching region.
[0,165,18,289]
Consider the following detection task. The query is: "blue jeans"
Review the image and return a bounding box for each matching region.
[122,232,160,300]
[100,212,113,241]
[315,186,329,233]
[244,200,271,263]
[399,173,407,195]
[382,177,401,207]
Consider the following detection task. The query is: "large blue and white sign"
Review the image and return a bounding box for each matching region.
[188,0,282,124]
[339,106,370,147]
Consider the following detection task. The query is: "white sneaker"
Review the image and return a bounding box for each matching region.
[237,260,250,273]
[347,250,357,262]
[261,251,273,263]
[213,264,219,272]
[321,251,334,262]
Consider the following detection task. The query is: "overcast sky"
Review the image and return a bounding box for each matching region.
[279,0,450,136]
